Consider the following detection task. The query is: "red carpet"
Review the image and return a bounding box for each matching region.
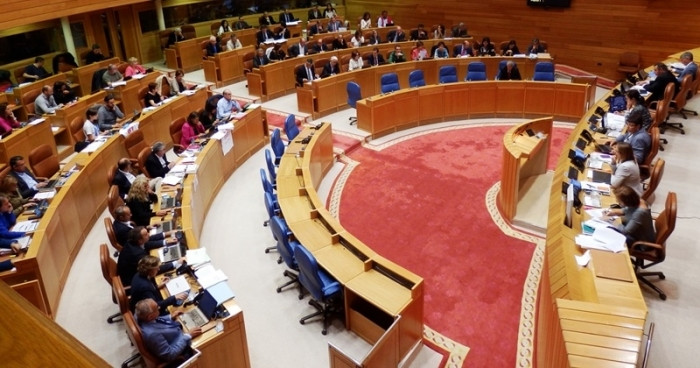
[336,124,570,367]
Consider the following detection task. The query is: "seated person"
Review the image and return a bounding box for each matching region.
[102,64,124,87]
[360,12,372,29]
[388,46,407,63]
[411,41,428,61]
[181,111,205,147]
[476,37,496,56]
[0,259,17,272]
[125,57,147,78]
[610,142,643,196]
[0,195,27,254]
[376,10,393,27]
[351,30,365,48]
[83,108,100,142]
[367,30,381,45]
[452,22,468,37]
[332,34,348,50]
[367,47,385,67]
[433,24,446,39]
[97,94,125,130]
[256,25,275,45]
[606,185,655,246]
[387,26,406,43]
[53,81,76,105]
[526,38,547,55]
[307,21,324,36]
[23,57,51,82]
[258,11,276,26]
[326,16,343,32]
[135,298,202,363]
[288,39,308,58]
[198,103,219,131]
[217,20,232,37]
[144,82,162,107]
[126,176,170,227]
[233,16,250,30]
[130,256,187,313]
[276,23,291,40]
[117,227,178,286]
[9,155,48,198]
[85,44,106,65]
[171,69,194,95]
[324,4,337,19]
[0,176,36,217]
[279,8,296,24]
[296,59,319,86]
[410,24,429,41]
[253,48,270,68]
[320,56,341,78]
[216,89,241,120]
[433,42,449,59]
[676,51,697,82]
[166,28,185,48]
[348,51,364,71]
[205,36,221,57]
[502,40,520,56]
[308,5,323,20]
[498,61,522,80]
[145,142,174,179]
[453,40,474,57]
[310,39,327,54]
[0,102,20,135]
[267,44,286,62]
[34,85,61,115]
[613,111,651,164]
[638,63,679,102]
[225,34,242,51]
[113,158,136,198]
[113,205,174,249]
[623,90,652,131]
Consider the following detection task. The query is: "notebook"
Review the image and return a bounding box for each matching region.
[180,289,218,330]
[158,244,182,263]
[591,170,612,185]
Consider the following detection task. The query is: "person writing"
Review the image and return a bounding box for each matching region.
[181,111,205,147]
[610,142,643,195]
[605,185,655,246]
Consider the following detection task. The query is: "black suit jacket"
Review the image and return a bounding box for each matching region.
[256,30,275,44]
[130,273,177,313]
[113,220,165,250]
[296,65,316,86]
[644,71,679,102]
[308,9,322,20]
[9,170,39,198]
[117,242,175,287]
[253,55,270,68]
[288,44,307,58]
[145,152,170,178]
[321,63,340,78]
[206,43,221,57]
[276,28,291,40]
[498,65,522,81]
[367,54,385,67]
[113,170,131,199]
[258,15,276,26]
[126,193,158,227]
[387,30,406,43]
[278,12,295,24]
[410,29,428,41]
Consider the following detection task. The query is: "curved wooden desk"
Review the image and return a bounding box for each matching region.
[356,81,588,139]
[277,123,424,367]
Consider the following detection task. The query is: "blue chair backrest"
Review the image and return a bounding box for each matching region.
[408,70,425,88]
[495,60,508,79]
[533,62,555,81]
[270,216,297,269]
[466,62,487,81]
[270,128,285,164]
[347,81,362,108]
[294,243,340,301]
[439,65,458,84]
[264,191,278,221]
[265,149,277,183]
[283,114,299,141]
[380,73,400,93]
[260,168,274,196]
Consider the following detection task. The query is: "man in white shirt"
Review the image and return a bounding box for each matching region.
[34,85,61,115]
[216,89,242,120]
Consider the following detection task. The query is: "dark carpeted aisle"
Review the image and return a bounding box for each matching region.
[337,124,570,367]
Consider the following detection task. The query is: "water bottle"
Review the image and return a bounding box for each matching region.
[302,29,307,41]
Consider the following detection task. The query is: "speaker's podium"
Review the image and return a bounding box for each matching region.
[499,117,553,233]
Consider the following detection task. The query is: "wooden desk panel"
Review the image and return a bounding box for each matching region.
[496,82,527,116]
[0,121,56,165]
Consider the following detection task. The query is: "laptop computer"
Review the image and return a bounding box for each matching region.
[591,170,612,184]
[161,195,176,210]
[568,166,579,180]
[158,244,182,263]
[575,138,587,150]
[637,69,648,81]
[180,289,218,330]
[595,143,612,154]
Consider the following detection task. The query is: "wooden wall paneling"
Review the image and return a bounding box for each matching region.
[466,82,498,117]
[553,83,588,120]
[417,85,445,123]
[442,83,470,120]
[345,0,700,80]
[394,90,420,132]
[524,84,556,116]
[115,5,144,63]
[496,81,527,116]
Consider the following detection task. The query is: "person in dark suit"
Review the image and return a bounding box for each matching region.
[308,5,322,20]
[85,44,106,65]
[476,37,496,56]
[367,30,381,45]
[113,205,174,249]
[332,34,348,50]
[253,48,270,68]
[130,256,187,313]
[233,16,250,30]
[526,38,547,54]
[310,38,327,54]
[8,155,48,198]
[166,28,185,48]
[136,299,202,363]
[296,59,319,86]
[126,176,169,227]
[117,227,178,287]
[453,40,474,57]
[387,26,406,43]
[276,23,291,39]
[258,11,276,26]
[278,9,296,24]
[256,25,275,45]
[452,22,468,37]
[326,16,342,32]
[498,61,522,80]
[307,22,324,36]
[641,63,679,102]
[320,56,341,78]
[367,47,385,67]
[112,158,135,199]
[205,36,221,57]
[145,142,173,179]
[268,44,286,61]
[410,24,428,41]
[288,39,308,58]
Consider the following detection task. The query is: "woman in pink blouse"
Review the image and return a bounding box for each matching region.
[180,111,205,147]
[125,57,147,77]
[0,102,20,135]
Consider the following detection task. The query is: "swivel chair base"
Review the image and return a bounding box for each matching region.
[659,121,685,135]
[349,116,357,125]
[276,270,304,299]
[636,271,667,300]
[299,298,342,335]
[121,352,141,368]
[107,311,123,324]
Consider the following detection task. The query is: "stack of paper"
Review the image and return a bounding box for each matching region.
[33,191,56,200]
[605,113,626,131]
[83,141,105,153]
[589,152,613,164]
[195,264,229,289]
[186,248,211,265]
[575,226,626,253]
[166,275,191,295]
[162,175,183,186]
[580,181,611,195]
[12,220,39,232]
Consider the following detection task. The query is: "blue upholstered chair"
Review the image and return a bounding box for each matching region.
[533,61,555,81]
[439,65,458,83]
[466,62,487,81]
[260,169,277,228]
[270,216,304,298]
[264,149,277,187]
[346,81,362,125]
[380,73,400,93]
[294,244,342,335]
[408,70,426,88]
[283,114,299,141]
[270,128,285,165]
[263,191,281,254]
[495,60,508,80]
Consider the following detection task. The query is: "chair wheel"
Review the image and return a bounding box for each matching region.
[276,287,282,293]
[660,293,667,300]
[322,329,327,335]
[659,274,666,280]
[680,130,685,135]
[264,248,270,253]
[298,294,304,300]
[277,258,283,264]
[679,123,684,128]
[300,319,305,325]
